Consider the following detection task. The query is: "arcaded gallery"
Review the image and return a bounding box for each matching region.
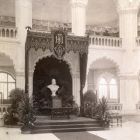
[0,0,140,135]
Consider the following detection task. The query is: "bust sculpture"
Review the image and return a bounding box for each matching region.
[47,78,59,97]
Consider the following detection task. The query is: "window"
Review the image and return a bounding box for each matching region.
[99,78,107,98]
[109,79,118,99]
[98,77,118,101]
[0,72,16,102]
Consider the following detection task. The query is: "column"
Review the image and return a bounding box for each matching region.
[15,0,32,89]
[71,0,88,36]
[16,71,25,89]
[119,74,139,114]
[29,71,33,97]
[117,0,139,49]
[15,0,32,41]
[116,0,140,114]
[72,73,80,106]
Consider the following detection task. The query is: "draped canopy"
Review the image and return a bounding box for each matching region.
[25,29,89,108]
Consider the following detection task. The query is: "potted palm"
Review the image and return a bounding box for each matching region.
[96,97,110,127]
[83,90,98,118]
[0,113,4,126]
[18,93,36,133]
[3,88,24,125]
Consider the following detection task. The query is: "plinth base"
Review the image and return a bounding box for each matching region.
[52,96,62,108]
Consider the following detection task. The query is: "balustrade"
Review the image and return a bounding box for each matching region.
[136,103,140,110]
[0,26,17,38]
[89,36,122,48]
[136,37,140,46]
[108,103,122,111]
[0,104,10,114]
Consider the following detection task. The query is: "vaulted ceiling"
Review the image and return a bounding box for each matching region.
[0,0,118,27]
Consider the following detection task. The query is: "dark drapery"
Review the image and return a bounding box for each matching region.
[25,29,89,105]
[79,53,88,115]
[25,29,30,94]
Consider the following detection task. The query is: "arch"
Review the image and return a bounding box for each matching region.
[6,29,9,37]
[0,52,15,72]
[97,72,116,84]
[11,30,14,38]
[33,53,73,77]
[33,55,73,113]
[88,56,120,74]
[2,29,5,37]
[0,71,15,80]
[110,78,117,84]
[33,55,72,81]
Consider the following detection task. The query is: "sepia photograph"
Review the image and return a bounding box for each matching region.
[0,0,140,140]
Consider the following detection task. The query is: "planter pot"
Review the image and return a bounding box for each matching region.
[21,126,31,134]
[0,114,4,127]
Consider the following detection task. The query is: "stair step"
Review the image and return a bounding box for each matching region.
[34,123,100,129]
[21,117,106,134]
[31,126,105,134]
[35,120,98,125]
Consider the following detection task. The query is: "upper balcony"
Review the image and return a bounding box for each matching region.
[89,35,122,49]
[0,16,123,49]
[0,26,17,39]
[0,16,17,42]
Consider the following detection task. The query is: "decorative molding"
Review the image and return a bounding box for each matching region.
[16,71,25,76]
[119,74,139,80]
[26,30,89,55]
[26,31,52,52]
[71,0,88,7]
[115,0,140,14]
[29,70,34,77]
[72,73,80,78]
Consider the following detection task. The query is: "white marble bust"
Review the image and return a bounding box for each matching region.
[47,78,59,97]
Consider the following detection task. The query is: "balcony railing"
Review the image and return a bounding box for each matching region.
[108,103,123,112]
[0,26,17,39]
[0,16,120,38]
[136,37,140,46]
[0,104,10,114]
[89,35,122,48]
[136,103,140,110]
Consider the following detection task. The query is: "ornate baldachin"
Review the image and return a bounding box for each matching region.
[26,30,89,57]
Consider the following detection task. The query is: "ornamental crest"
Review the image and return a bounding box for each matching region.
[53,30,66,59]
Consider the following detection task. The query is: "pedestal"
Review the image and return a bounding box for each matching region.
[52,96,62,108]
[0,114,4,127]
[119,75,139,114]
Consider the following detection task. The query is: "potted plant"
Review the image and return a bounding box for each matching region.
[83,90,98,118]
[18,93,36,133]
[3,88,24,125]
[0,113,4,127]
[96,97,110,127]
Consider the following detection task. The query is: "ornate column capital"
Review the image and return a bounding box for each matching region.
[118,73,139,80]
[16,71,25,77]
[72,72,80,79]
[71,0,88,8]
[16,0,32,6]
[114,0,140,14]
